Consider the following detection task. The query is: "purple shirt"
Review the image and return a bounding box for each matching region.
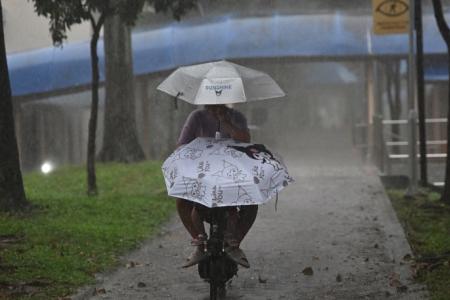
[177,108,248,145]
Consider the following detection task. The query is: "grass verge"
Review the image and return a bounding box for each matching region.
[0,161,174,299]
[386,189,450,300]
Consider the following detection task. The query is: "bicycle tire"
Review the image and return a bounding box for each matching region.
[217,283,226,299]
[209,281,226,300]
[209,258,219,300]
[209,281,218,300]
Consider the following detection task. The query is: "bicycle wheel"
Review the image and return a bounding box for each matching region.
[209,258,219,300]
[209,281,218,300]
[217,283,226,299]
[208,255,226,300]
[209,281,226,300]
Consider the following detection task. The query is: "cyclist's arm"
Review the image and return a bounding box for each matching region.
[218,110,250,143]
[176,110,200,148]
[220,121,250,143]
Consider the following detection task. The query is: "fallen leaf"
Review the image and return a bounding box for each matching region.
[388,272,403,288]
[390,278,402,288]
[93,288,106,295]
[258,274,267,283]
[403,254,412,261]
[302,267,313,276]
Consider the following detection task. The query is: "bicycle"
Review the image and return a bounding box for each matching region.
[197,207,239,300]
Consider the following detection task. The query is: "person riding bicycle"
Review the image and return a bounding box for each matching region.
[176,104,258,268]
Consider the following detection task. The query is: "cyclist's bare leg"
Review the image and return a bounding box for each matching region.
[237,205,258,242]
[191,206,207,237]
[225,208,239,245]
[224,208,250,268]
[176,198,198,239]
[180,202,208,268]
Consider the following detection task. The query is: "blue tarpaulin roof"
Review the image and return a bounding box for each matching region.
[7,13,449,97]
[424,57,448,82]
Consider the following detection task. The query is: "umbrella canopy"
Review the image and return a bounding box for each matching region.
[162,137,293,208]
[157,60,285,105]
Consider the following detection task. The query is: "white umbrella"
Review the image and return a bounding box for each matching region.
[157,60,285,105]
[162,137,293,207]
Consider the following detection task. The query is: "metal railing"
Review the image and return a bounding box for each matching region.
[373,115,447,186]
[382,117,447,159]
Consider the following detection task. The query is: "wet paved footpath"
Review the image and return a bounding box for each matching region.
[75,130,427,300]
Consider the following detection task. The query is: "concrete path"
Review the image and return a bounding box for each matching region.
[75,129,427,300]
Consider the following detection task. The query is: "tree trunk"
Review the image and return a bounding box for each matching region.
[0,0,29,211]
[431,0,450,203]
[87,19,103,196]
[97,13,145,163]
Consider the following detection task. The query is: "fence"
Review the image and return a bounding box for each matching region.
[372,115,447,186]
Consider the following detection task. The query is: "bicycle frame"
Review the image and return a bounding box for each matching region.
[198,207,238,300]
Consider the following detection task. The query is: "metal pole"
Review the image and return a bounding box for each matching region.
[415,0,428,186]
[408,109,418,194]
[373,61,380,166]
[407,0,418,196]
[367,62,375,162]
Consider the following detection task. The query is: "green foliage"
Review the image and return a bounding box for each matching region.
[0,161,175,299]
[152,0,197,20]
[30,0,197,45]
[387,189,450,300]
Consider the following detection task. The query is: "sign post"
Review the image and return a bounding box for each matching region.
[406,0,418,196]
[372,0,418,195]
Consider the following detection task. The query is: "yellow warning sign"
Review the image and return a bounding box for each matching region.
[372,0,409,35]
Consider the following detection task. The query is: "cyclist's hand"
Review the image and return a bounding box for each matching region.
[217,109,231,124]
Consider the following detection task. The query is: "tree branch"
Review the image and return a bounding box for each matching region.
[89,11,106,34]
[89,13,96,32]
[432,0,450,46]
[97,12,107,30]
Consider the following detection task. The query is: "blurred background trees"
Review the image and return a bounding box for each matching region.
[31,0,197,195]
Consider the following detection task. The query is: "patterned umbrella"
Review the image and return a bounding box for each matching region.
[162,137,293,207]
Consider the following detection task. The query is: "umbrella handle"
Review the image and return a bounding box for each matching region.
[174,92,183,110]
[275,190,278,212]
